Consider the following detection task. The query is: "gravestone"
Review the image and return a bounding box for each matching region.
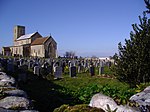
[40,62,49,78]
[84,60,89,72]
[89,64,95,76]
[69,66,76,77]
[7,59,14,73]
[106,61,111,68]
[99,61,104,75]
[62,61,66,73]
[99,67,104,75]
[19,59,24,66]
[33,66,40,76]
[78,61,82,73]
[54,66,62,79]
[13,59,19,72]
[18,65,28,83]
[1,59,8,70]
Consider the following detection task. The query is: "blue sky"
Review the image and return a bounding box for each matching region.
[0,0,146,57]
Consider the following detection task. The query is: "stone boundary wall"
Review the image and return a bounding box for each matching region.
[0,71,39,112]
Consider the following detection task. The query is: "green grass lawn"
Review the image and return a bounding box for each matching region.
[17,70,138,112]
[14,65,150,112]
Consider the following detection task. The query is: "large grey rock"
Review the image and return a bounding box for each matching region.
[0,87,16,90]
[0,96,30,109]
[0,108,18,112]
[4,89,27,98]
[130,86,150,111]
[89,93,139,112]
[0,72,15,86]
[0,108,39,112]
[20,110,39,112]
[89,93,118,110]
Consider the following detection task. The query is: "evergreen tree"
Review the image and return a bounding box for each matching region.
[114,1,150,87]
[145,0,150,13]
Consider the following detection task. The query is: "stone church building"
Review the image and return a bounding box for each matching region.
[2,25,57,58]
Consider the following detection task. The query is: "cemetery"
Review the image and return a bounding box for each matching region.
[0,56,150,112]
[1,1,150,112]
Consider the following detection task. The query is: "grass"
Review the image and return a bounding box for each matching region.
[17,70,134,112]
[6,65,149,112]
[54,73,128,92]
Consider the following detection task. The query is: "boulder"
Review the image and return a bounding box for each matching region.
[0,108,18,112]
[89,93,117,110]
[0,72,15,86]
[89,93,140,112]
[4,89,27,98]
[0,108,39,112]
[0,96,30,109]
[0,87,16,91]
[0,72,38,112]
[20,110,39,112]
[130,86,150,111]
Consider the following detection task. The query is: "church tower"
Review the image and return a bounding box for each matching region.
[14,25,25,41]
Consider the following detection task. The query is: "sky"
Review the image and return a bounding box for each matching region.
[0,0,147,57]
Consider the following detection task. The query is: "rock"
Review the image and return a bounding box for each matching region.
[130,86,150,111]
[144,86,150,92]
[0,96,30,109]
[89,93,118,111]
[0,108,39,112]
[4,89,27,98]
[0,87,16,91]
[0,72,15,86]
[0,72,38,112]
[89,93,140,112]
[20,110,39,112]
[0,108,18,112]
[115,105,139,112]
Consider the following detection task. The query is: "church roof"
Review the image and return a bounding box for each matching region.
[16,32,36,40]
[31,37,50,45]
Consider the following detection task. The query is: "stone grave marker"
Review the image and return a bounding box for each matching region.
[54,66,62,79]
[89,64,95,76]
[78,61,82,73]
[34,66,40,76]
[99,61,104,75]
[69,66,76,77]
[7,59,14,73]
[18,65,28,83]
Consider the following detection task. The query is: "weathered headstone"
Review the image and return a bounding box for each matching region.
[33,66,40,76]
[54,66,62,79]
[18,65,28,83]
[78,61,82,73]
[99,61,104,75]
[19,59,24,66]
[99,67,104,75]
[61,61,66,73]
[7,59,14,73]
[89,64,95,76]
[69,66,76,77]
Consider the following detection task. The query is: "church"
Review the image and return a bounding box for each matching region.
[2,25,57,58]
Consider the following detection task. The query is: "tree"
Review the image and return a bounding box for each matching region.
[114,1,150,87]
[145,0,150,13]
[64,51,76,58]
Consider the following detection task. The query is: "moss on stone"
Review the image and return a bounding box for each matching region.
[53,104,105,112]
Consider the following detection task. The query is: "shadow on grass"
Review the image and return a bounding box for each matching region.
[18,73,81,112]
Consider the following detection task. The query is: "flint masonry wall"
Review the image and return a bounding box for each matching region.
[0,71,39,112]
